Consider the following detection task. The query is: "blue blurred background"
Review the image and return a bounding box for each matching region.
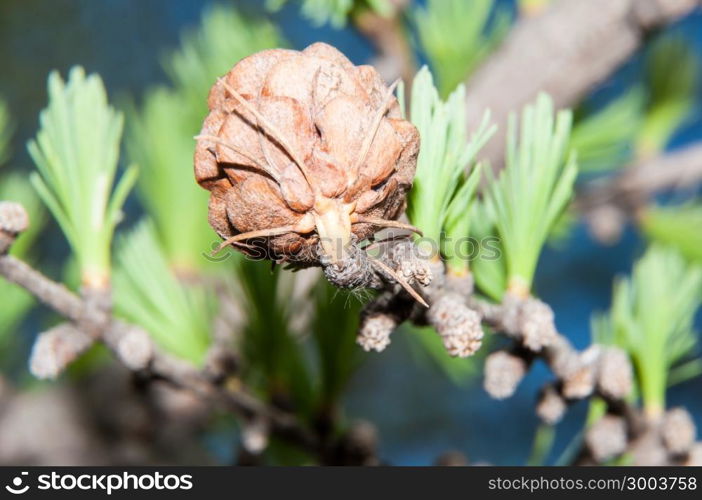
[1,0,701,465]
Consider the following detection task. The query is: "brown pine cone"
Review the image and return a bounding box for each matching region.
[195,43,419,271]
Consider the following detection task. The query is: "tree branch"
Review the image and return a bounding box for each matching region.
[576,142,702,242]
[0,203,320,454]
[465,0,699,168]
[352,0,416,87]
[579,142,702,209]
[0,255,93,327]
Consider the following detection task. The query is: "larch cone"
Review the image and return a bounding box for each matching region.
[194,42,419,266]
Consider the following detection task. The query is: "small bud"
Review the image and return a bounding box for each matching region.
[323,245,380,289]
[501,294,557,351]
[241,418,270,455]
[630,430,668,466]
[684,442,702,466]
[0,201,29,254]
[428,293,483,357]
[543,335,576,379]
[483,351,527,399]
[499,293,520,333]
[562,368,596,400]
[0,201,29,235]
[29,324,94,379]
[585,415,628,462]
[586,204,625,244]
[357,313,396,352]
[389,240,432,287]
[519,298,558,351]
[562,346,599,400]
[596,347,633,400]
[661,407,696,456]
[397,257,432,287]
[536,385,567,425]
[116,327,153,371]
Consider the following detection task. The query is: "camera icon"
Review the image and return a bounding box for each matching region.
[5,472,29,495]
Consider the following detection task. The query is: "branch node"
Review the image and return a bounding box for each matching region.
[0,202,29,254]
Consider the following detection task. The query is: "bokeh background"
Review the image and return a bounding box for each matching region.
[1,0,701,465]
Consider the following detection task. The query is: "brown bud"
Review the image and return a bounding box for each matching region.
[585,204,625,244]
[388,239,432,288]
[536,385,567,425]
[519,298,558,351]
[630,429,668,466]
[585,415,628,463]
[684,442,702,466]
[115,327,153,371]
[323,242,381,289]
[483,350,527,399]
[661,407,697,456]
[195,43,419,268]
[501,294,557,351]
[241,417,270,455]
[0,201,29,254]
[596,347,633,400]
[428,293,483,357]
[561,346,599,400]
[0,201,29,235]
[357,313,396,352]
[544,335,577,379]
